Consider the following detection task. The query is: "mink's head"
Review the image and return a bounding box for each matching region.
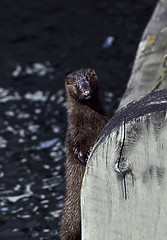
[65,69,98,101]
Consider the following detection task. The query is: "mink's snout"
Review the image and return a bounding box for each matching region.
[80,81,91,98]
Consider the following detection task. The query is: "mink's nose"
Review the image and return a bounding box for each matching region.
[83,90,90,96]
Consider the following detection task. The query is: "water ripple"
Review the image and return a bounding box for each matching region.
[0,87,66,239]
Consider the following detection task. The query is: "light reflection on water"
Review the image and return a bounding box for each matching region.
[12,62,54,78]
[0,85,66,239]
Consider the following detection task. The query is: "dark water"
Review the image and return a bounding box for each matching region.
[0,0,157,239]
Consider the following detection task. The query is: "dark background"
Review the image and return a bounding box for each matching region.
[0,0,157,239]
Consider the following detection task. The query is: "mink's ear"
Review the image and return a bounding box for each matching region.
[65,76,75,86]
[87,69,97,80]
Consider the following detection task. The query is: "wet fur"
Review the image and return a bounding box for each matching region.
[60,69,108,240]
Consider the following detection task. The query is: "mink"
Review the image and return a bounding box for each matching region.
[60,68,108,240]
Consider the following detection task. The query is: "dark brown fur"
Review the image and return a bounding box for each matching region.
[60,69,108,240]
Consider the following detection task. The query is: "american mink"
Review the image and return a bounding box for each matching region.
[60,68,108,240]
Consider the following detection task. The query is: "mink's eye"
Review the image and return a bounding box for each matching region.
[74,83,79,92]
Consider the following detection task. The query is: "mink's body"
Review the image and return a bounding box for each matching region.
[60,69,108,240]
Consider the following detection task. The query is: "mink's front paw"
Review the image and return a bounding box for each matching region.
[73,147,89,165]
